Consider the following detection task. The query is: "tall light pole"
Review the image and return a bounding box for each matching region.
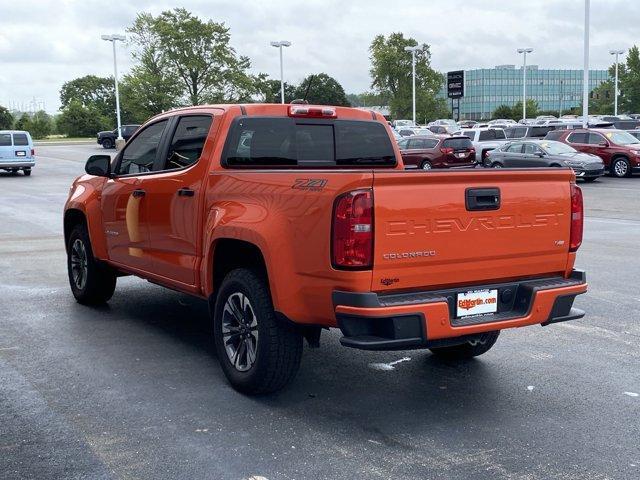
[609,49,624,116]
[517,48,533,121]
[582,0,590,128]
[270,41,291,104]
[101,34,126,141]
[404,46,419,125]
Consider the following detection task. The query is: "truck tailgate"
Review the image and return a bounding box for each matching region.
[371,169,575,292]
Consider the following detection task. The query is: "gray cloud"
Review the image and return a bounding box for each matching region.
[1,0,637,113]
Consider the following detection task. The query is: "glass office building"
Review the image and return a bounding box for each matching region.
[440,65,610,120]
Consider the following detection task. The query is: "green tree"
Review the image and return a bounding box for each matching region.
[0,106,13,129]
[255,78,296,103]
[129,8,258,105]
[617,45,640,113]
[589,80,614,114]
[60,75,115,119]
[511,99,539,119]
[126,12,184,119]
[346,91,390,107]
[293,73,350,106]
[57,101,109,137]
[492,104,514,120]
[14,113,31,131]
[369,33,446,121]
[29,111,52,139]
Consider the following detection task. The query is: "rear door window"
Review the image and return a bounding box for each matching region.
[506,143,523,153]
[161,115,212,170]
[224,118,395,168]
[567,132,588,144]
[0,133,11,146]
[13,133,29,146]
[587,133,606,145]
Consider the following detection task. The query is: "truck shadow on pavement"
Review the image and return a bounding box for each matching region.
[93,279,530,426]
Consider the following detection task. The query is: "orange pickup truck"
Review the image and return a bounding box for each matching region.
[64,104,587,394]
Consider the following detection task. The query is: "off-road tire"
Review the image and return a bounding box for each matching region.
[213,268,303,395]
[67,224,117,304]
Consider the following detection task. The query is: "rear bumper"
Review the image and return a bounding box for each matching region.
[333,270,587,350]
[0,161,35,169]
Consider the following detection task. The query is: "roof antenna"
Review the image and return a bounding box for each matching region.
[291,75,314,104]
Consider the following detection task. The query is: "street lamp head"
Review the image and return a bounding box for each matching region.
[404,46,419,52]
[609,49,625,55]
[271,41,291,48]
[517,48,534,54]
[101,34,126,42]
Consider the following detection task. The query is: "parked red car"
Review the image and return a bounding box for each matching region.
[397,135,476,170]
[545,128,640,178]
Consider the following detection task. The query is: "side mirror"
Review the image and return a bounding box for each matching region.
[598,141,608,147]
[536,152,545,157]
[85,155,112,177]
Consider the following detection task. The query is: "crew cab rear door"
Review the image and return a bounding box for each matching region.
[370,169,575,292]
[141,111,222,288]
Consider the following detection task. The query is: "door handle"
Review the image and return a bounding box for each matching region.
[132,189,146,198]
[465,187,500,211]
[177,187,195,197]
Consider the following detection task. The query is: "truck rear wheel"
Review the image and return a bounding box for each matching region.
[213,268,303,394]
[23,168,31,176]
[429,331,500,360]
[67,224,117,304]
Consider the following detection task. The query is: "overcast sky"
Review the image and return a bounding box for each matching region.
[1,0,637,113]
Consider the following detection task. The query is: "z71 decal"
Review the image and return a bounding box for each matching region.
[291,179,328,191]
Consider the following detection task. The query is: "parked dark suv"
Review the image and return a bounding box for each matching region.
[545,128,640,178]
[398,135,476,170]
[97,125,140,149]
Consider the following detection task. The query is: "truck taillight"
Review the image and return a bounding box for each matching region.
[31,148,35,156]
[569,183,583,252]
[332,189,373,269]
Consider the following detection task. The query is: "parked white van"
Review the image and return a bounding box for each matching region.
[0,130,35,176]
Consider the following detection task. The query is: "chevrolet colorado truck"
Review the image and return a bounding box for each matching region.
[64,104,588,394]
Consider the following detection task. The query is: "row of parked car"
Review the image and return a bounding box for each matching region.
[394,121,640,180]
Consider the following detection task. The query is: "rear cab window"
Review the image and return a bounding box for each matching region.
[0,133,12,146]
[224,117,396,168]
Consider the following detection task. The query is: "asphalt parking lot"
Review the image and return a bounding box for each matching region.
[1,144,639,480]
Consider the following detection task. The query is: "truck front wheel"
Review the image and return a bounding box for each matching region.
[67,224,117,304]
[429,331,500,360]
[213,268,303,394]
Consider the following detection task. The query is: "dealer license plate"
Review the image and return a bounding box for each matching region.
[456,289,498,317]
